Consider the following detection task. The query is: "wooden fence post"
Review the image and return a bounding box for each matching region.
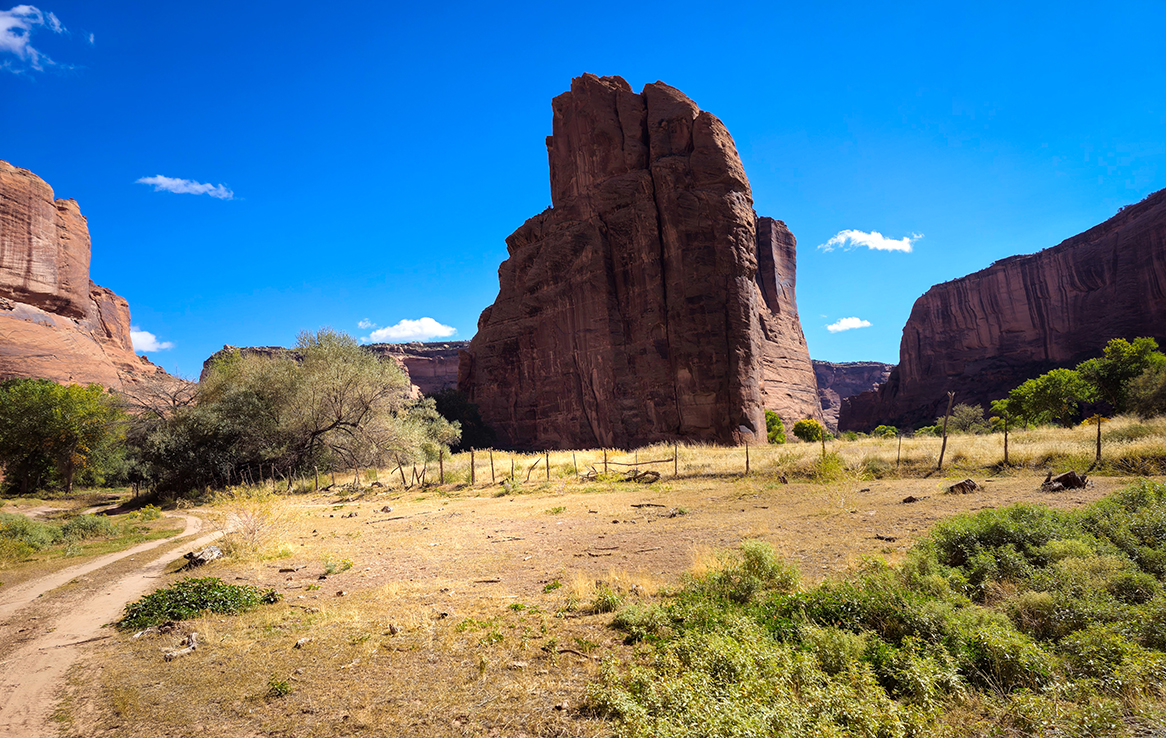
[470,448,476,485]
[545,449,550,480]
[490,449,496,484]
[937,391,955,471]
[603,449,608,476]
[674,443,678,477]
[745,440,750,475]
[439,448,444,485]
[573,452,578,477]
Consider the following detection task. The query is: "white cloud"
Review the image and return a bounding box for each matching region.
[825,317,872,333]
[86,31,93,45]
[130,327,174,352]
[136,174,235,200]
[818,229,921,253]
[1,4,67,72]
[357,318,376,329]
[363,317,456,343]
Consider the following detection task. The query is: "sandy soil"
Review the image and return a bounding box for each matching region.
[0,514,218,737]
[48,473,1143,738]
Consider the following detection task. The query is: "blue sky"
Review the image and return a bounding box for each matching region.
[3,1,1164,378]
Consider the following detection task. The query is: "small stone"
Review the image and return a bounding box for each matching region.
[294,638,312,649]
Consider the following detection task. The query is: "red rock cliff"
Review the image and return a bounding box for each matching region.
[0,160,174,391]
[459,75,821,450]
[841,187,1166,430]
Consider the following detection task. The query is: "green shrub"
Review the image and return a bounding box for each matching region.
[118,577,280,631]
[872,425,898,438]
[612,603,671,643]
[591,585,624,614]
[764,410,786,444]
[792,418,825,443]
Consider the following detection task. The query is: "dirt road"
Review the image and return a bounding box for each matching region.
[0,514,220,737]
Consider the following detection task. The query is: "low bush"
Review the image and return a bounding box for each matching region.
[590,482,1166,736]
[118,577,280,630]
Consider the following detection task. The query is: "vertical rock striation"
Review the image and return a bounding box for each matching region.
[841,187,1166,430]
[0,160,175,391]
[459,74,821,450]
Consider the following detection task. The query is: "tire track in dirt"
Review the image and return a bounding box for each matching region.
[0,515,222,737]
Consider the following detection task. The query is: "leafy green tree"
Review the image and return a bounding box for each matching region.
[792,419,825,443]
[135,330,460,495]
[1127,364,1166,418]
[764,410,786,444]
[938,403,989,434]
[872,425,898,439]
[0,379,126,495]
[1075,337,1166,413]
[1008,368,1091,427]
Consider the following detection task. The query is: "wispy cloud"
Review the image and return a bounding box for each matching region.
[826,317,872,333]
[130,327,174,352]
[818,229,921,253]
[136,175,235,200]
[361,317,456,343]
[1,4,67,72]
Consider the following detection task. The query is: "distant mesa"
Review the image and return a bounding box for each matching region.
[458,74,822,450]
[812,361,894,433]
[841,187,1166,431]
[0,160,178,393]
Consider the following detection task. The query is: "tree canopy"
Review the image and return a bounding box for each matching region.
[134,329,460,495]
[1075,337,1166,413]
[0,379,126,494]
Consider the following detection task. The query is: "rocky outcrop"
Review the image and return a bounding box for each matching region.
[368,341,465,395]
[840,187,1166,431]
[0,160,175,392]
[812,360,894,432]
[458,74,821,450]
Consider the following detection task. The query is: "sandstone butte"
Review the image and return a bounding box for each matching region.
[841,186,1166,431]
[458,74,822,450]
[0,160,175,394]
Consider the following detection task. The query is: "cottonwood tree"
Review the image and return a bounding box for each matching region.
[1076,337,1166,413]
[135,329,460,495]
[0,379,126,495]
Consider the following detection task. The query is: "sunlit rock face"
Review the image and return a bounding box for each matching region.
[841,187,1166,431]
[459,74,822,450]
[0,160,173,390]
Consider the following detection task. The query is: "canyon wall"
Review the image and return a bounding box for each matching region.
[0,160,174,392]
[812,360,894,432]
[458,74,821,450]
[841,187,1166,430]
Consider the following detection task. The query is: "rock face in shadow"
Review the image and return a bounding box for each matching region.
[0,160,174,392]
[840,187,1166,431]
[458,74,821,450]
[812,360,895,433]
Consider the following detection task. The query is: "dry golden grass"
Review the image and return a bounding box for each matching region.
[50,418,1166,737]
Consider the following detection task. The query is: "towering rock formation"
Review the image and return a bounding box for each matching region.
[812,360,894,432]
[459,74,821,450]
[841,187,1166,431]
[0,160,173,391]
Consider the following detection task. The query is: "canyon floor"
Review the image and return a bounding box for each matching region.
[1,469,1148,738]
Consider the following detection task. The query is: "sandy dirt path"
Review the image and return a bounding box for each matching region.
[0,515,221,737]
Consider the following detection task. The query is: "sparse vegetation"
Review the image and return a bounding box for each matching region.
[592,483,1166,736]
